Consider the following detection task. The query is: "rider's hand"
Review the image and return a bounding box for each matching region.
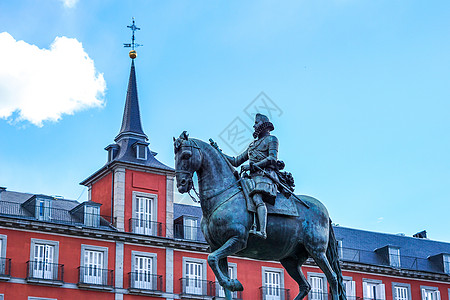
[249,162,256,172]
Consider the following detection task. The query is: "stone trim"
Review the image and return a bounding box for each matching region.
[392,282,412,300]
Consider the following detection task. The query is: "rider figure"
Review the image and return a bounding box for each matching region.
[224,113,279,239]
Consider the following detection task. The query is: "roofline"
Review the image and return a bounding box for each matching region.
[80,160,175,186]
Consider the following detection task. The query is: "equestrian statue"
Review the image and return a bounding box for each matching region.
[173,114,346,300]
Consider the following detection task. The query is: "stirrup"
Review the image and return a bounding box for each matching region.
[250,230,267,239]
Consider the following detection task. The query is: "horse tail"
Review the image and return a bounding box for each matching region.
[326,219,347,300]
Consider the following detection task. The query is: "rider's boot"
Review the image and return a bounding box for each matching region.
[250,194,267,239]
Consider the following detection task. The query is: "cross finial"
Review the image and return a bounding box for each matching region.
[124,18,142,58]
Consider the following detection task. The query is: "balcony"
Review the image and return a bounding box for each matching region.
[180,278,215,298]
[214,281,243,299]
[128,272,163,295]
[129,218,163,237]
[0,201,113,228]
[77,266,114,290]
[174,223,205,242]
[26,261,64,285]
[259,286,290,300]
[0,257,11,280]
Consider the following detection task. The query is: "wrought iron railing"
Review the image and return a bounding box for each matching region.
[26,261,64,282]
[129,218,163,237]
[307,293,362,300]
[78,266,114,287]
[259,286,290,300]
[339,246,441,273]
[0,257,11,277]
[0,201,113,228]
[174,224,205,242]
[129,272,163,291]
[180,277,215,296]
[215,281,243,299]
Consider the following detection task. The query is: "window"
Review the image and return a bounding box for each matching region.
[421,286,441,300]
[132,192,157,235]
[263,267,285,300]
[0,235,7,275]
[309,273,327,300]
[363,279,385,300]
[28,298,57,300]
[389,247,401,268]
[337,240,343,259]
[183,257,207,295]
[184,217,198,240]
[443,255,450,274]
[80,245,108,286]
[343,277,356,299]
[217,263,237,298]
[84,205,100,227]
[392,283,411,300]
[136,145,147,160]
[131,251,157,290]
[36,198,51,221]
[29,239,59,281]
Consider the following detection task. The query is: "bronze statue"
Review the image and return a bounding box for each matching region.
[174,130,347,300]
[223,113,278,239]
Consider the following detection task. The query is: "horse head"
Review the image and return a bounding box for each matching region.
[173,131,203,194]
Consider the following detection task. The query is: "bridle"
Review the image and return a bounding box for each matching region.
[175,139,202,203]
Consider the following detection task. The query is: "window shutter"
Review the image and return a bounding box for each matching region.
[349,281,356,297]
[435,290,441,300]
[377,284,386,300]
[363,282,368,299]
[421,288,426,300]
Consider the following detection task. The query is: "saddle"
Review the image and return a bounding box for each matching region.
[243,178,299,217]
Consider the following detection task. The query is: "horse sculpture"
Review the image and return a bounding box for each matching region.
[174,132,346,300]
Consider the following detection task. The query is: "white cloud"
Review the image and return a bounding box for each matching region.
[0,32,106,126]
[59,0,79,8]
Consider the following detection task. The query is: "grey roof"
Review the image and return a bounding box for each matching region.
[173,203,450,275]
[0,190,114,230]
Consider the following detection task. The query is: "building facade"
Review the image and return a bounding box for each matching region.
[0,57,448,300]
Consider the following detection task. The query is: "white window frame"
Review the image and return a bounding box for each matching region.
[392,282,411,300]
[29,238,59,280]
[36,198,52,221]
[343,276,356,299]
[421,286,441,300]
[0,234,7,275]
[84,205,100,227]
[131,251,157,290]
[28,298,57,300]
[184,217,198,240]
[308,272,327,300]
[389,247,401,268]
[443,254,450,274]
[136,144,147,160]
[216,262,237,298]
[363,279,385,300]
[132,191,158,235]
[183,257,207,295]
[262,266,285,300]
[80,244,108,285]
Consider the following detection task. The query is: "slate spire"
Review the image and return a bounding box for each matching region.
[115,60,148,142]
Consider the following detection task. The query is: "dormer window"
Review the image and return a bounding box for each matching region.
[389,247,401,268]
[36,198,52,221]
[133,141,148,160]
[443,254,450,274]
[105,144,119,163]
[70,201,101,228]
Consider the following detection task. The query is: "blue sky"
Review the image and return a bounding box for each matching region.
[0,1,449,242]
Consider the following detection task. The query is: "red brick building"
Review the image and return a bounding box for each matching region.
[0,57,448,300]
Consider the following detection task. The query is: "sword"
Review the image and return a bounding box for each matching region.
[251,164,310,209]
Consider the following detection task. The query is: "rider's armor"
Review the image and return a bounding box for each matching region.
[228,135,279,205]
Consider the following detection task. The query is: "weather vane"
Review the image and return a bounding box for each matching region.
[124,18,142,59]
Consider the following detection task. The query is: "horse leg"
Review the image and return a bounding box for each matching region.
[208,235,246,292]
[280,251,310,300]
[218,258,233,300]
[311,251,339,300]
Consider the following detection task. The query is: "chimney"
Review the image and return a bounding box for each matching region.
[413,230,427,239]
